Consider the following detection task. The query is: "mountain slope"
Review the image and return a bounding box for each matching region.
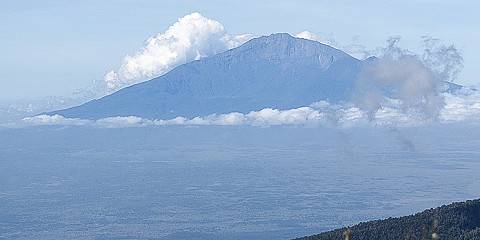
[295,199,480,240]
[51,33,364,119]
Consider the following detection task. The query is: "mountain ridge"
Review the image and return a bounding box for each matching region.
[50,33,365,119]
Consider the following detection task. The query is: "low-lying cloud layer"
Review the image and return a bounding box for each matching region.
[18,90,480,128]
[104,12,252,90]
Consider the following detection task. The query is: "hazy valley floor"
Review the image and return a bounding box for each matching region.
[0,125,479,239]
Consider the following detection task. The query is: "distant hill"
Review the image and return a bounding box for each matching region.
[295,199,480,240]
[50,33,364,119]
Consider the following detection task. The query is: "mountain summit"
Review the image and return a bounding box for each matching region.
[52,33,365,119]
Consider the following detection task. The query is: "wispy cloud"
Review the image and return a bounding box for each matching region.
[295,31,371,60]
[295,31,337,48]
[352,36,464,120]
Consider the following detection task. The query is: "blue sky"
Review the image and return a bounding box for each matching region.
[1,0,479,101]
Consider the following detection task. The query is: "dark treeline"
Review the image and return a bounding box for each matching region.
[295,199,480,240]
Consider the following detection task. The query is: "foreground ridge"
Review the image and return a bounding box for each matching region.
[295,199,480,240]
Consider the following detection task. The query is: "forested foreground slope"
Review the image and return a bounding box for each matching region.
[295,199,480,240]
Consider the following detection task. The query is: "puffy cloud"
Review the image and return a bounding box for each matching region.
[105,12,252,90]
[245,107,324,126]
[440,90,480,122]
[96,116,147,127]
[187,112,246,126]
[336,107,368,127]
[153,116,189,126]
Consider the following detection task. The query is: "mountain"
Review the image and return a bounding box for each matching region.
[49,33,463,120]
[50,33,364,119]
[294,199,480,240]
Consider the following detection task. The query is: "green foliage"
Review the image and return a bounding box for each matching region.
[295,199,480,240]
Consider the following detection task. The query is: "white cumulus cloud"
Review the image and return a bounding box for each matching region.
[105,12,252,90]
[440,90,480,122]
[96,116,147,128]
[245,107,324,126]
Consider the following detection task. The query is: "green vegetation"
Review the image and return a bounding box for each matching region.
[295,199,480,240]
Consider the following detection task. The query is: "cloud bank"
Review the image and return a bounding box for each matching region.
[104,12,252,90]
[19,90,480,128]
